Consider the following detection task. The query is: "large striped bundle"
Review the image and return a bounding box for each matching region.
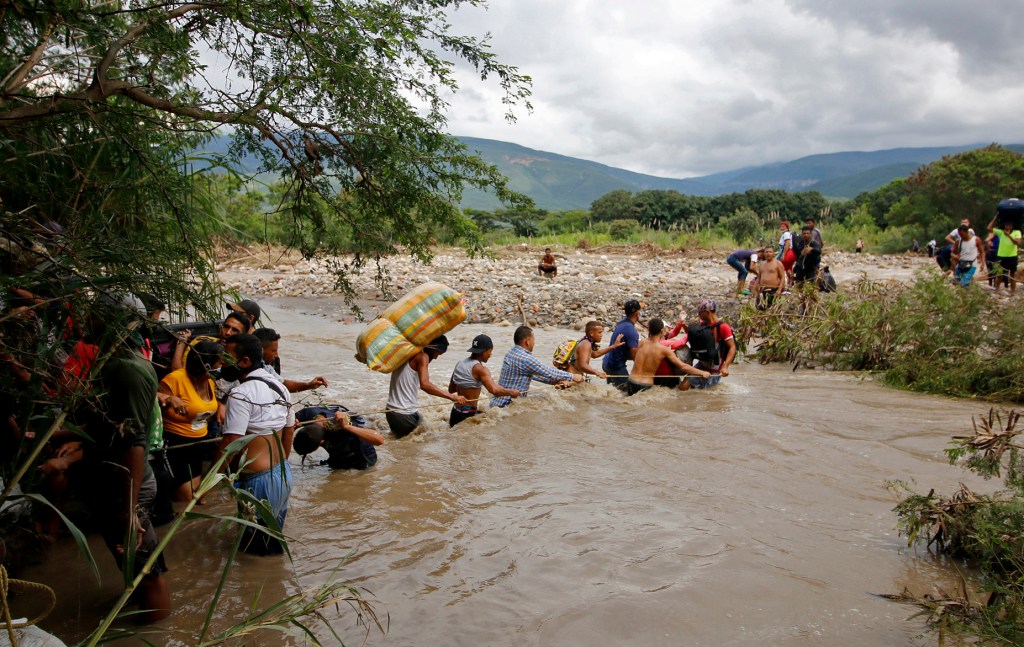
[355,282,466,373]
[354,318,421,373]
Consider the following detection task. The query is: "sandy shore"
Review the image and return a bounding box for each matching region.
[217,245,934,328]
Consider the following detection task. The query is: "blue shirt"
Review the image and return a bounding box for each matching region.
[602,318,639,377]
[490,345,574,408]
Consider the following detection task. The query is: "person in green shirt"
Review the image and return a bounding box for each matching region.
[988,218,1022,295]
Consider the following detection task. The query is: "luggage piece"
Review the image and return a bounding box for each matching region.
[997,198,1024,229]
[355,282,465,373]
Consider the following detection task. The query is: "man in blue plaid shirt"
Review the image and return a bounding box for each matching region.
[491,326,583,408]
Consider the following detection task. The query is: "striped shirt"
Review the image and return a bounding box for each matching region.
[490,345,573,408]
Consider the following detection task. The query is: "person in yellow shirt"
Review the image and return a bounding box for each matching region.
[159,340,223,501]
[988,218,1022,295]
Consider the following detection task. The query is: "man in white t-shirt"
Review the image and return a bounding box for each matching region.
[945,218,974,245]
[218,333,295,555]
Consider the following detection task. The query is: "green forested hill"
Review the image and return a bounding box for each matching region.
[456,138,1024,210]
[198,134,1024,210]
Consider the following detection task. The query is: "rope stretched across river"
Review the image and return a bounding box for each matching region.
[160,372,724,452]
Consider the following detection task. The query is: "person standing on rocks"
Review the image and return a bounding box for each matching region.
[602,300,643,392]
[792,226,822,285]
[754,247,786,309]
[804,218,824,248]
[386,335,467,437]
[491,326,582,407]
[725,249,758,296]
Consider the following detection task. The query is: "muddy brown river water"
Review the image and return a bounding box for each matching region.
[24,298,991,646]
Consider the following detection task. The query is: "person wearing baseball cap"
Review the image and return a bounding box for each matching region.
[386,335,466,438]
[226,299,261,333]
[602,299,643,392]
[447,334,520,426]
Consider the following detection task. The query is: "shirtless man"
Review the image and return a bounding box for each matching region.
[538,247,557,277]
[755,246,786,310]
[447,334,520,426]
[570,321,624,379]
[626,318,710,395]
[217,333,294,555]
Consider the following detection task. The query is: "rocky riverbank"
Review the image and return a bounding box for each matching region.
[217,244,932,329]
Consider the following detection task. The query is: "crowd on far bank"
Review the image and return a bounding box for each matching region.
[722,217,835,310]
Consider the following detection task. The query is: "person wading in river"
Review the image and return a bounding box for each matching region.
[627,318,709,395]
[217,333,294,555]
[386,335,467,437]
[447,334,520,426]
[603,300,642,391]
[679,299,737,391]
[492,326,582,408]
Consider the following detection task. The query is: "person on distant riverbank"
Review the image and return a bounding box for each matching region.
[538,248,557,278]
[856,238,864,253]
[755,247,786,309]
[792,226,822,285]
[945,218,973,246]
[805,218,824,247]
[988,219,1022,295]
[603,300,642,391]
[570,321,624,379]
[491,326,582,408]
[726,249,759,296]
[386,336,466,437]
[935,243,953,274]
[627,318,709,395]
[679,299,736,391]
[778,221,796,286]
[448,334,519,425]
[950,225,986,288]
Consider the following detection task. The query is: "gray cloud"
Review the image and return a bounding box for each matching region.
[443,0,1024,177]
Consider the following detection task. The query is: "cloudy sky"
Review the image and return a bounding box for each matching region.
[441,0,1024,178]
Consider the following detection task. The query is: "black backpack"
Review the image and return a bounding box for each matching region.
[687,321,722,366]
[817,266,837,293]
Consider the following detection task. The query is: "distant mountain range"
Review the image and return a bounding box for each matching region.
[197,134,1024,211]
[457,137,1024,211]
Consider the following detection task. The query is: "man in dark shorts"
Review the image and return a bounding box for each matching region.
[538,248,557,277]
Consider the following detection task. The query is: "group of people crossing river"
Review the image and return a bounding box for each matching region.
[385,296,734,433]
[24,283,738,625]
